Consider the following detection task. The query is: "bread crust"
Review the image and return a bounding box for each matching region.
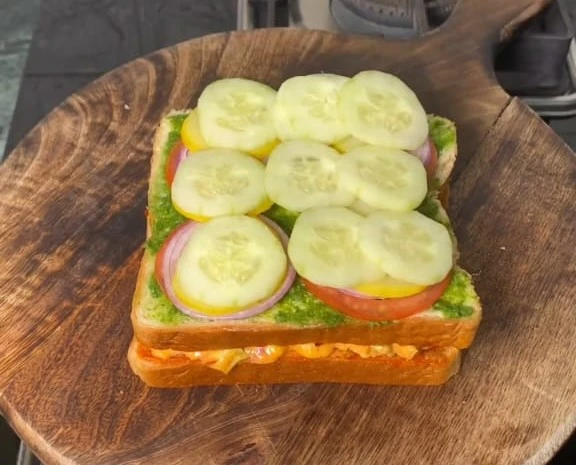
[133,310,480,351]
[127,339,462,387]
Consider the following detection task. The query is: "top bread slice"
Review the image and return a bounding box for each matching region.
[131,111,481,352]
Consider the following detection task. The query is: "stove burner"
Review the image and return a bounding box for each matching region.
[330,0,429,38]
[424,0,456,27]
[337,0,415,28]
[258,0,576,119]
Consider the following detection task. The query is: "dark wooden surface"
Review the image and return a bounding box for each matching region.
[1,0,575,464]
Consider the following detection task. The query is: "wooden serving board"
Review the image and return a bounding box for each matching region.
[1,1,575,464]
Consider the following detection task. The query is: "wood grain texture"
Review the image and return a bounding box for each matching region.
[1,0,575,464]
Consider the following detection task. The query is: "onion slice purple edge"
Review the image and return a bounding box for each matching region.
[411,138,432,168]
[175,144,188,166]
[157,217,296,320]
[168,143,189,183]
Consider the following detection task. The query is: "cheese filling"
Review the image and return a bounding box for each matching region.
[150,342,419,374]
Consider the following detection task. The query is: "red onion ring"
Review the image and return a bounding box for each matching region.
[411,138,433,168]
[410,137,438,181]
[174,144,188,165]
[411,137,439,181]
[337,287,377,300]
[156,217,296,320]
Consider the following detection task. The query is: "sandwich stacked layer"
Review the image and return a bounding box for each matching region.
[128,71,481,387]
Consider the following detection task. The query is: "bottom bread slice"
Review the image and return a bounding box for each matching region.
[128,339,462,388]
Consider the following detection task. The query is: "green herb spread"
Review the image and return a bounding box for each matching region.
[147,275,191,325]
[263,204,300,234]
[433,269,477,318]
[417,195,440,220]
[428,115,456,158]
[273,280,348,326]
[146,115,187,254]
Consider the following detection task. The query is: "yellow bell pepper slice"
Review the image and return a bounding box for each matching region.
[354,276,427,299]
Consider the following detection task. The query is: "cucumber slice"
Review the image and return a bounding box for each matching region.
[173,216,287,308]
[337,146,427,212]
[197,78,277,152]
[332,135,367,153]
[265,140,354,212]
[288,207,384,287]
[171,149,268,218]
[359,210,453,286]
[349,199,378,216]
[273,74,349,144]
[339,70,428,150]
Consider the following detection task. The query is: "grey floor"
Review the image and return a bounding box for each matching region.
[0,0,40,156]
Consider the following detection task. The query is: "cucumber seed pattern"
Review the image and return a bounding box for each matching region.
[199,232,262,284]
[216,92,268,131]
[302,91,338,121]
[193,163,250,198]
[311,224,360,266]
[291,156,338,194]
[359,91,412,133]
[358,157,409,189]
[382,222,434,262]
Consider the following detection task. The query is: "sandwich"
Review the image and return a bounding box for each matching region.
[128,71,481,387]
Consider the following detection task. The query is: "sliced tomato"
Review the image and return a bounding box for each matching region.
[165,141,188,187]
[302,273,452,321]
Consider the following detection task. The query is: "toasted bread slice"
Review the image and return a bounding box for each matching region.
[128,338,462,387]
[131,111,481,352]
